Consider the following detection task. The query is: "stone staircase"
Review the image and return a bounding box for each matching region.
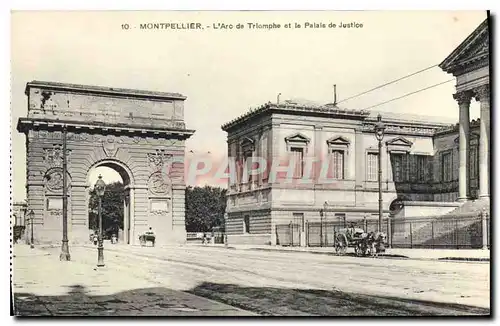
[392,199,489,249]
[442,199,490,217]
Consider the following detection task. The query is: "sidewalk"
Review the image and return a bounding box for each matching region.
[184,243,490,261]
[12,245,256,316]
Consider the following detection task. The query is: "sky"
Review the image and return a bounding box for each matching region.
[10,10,487,201]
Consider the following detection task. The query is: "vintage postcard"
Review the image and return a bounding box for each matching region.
[10,10,490,317]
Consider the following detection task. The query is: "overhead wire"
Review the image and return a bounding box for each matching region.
[336,64,440,105]
[363,79,454,110]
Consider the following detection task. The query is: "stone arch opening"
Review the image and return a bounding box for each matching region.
[86,159,134,244]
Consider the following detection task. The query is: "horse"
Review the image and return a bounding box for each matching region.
[367,231,387,257]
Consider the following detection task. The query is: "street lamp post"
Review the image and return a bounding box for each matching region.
[374,114,386,233]
[319,209,324,247]
[323,201,328,246]
[60,125,71,261]
[28,209,34,249]
[95,174,106,267]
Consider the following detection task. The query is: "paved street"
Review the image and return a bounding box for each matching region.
[12,243,490,316]
[12,245,255,316]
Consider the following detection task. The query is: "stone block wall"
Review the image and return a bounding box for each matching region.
[20,81,194,246]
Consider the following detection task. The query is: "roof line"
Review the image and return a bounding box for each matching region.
[25,80,187,100]
[439,18,489,73]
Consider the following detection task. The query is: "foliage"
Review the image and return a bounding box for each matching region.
[185,186,227,232]
[88,182,226,235]
[88,181,125,236]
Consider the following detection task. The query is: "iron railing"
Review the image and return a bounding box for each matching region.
[275,212,489,249]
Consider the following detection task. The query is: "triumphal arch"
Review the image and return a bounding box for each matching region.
[17,81,194,245]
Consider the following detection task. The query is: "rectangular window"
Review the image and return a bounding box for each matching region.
[290,147,304,178]
[293,213,305,232]
[367,153,378,181]
[470,146,478,179]
[243,151,253,183]
[243,215,250,234]
[442,152,452,182]
[392,154,402,182]
[391,154,408,182]
[330,150,344,179]
[416,155,427,182]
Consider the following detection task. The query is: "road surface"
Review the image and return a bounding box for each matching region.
[13,244,490,316]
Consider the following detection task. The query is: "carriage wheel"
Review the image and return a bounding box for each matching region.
[355,243,364,257]
[361,244,368,257]
[335,234,348,255]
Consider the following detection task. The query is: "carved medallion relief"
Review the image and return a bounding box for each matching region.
[147,149,173,197]
[44,168,71,193]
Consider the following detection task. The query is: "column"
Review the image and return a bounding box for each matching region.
[473,85,490,200]
[453,91,472,201]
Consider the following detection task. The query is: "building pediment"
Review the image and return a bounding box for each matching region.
[285,132,310,144]
[326,135,350,147]
[386,136,413,147]
[386,136,413,153]
[439,19,489,75]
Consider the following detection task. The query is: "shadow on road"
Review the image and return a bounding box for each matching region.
[13,282,490,317]
[188,282,490,317]
[13,284,253,316]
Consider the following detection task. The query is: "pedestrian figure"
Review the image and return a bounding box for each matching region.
[93,231,98,246]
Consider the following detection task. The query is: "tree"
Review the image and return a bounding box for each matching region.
[185,186,227,232]
[88,181,125,237]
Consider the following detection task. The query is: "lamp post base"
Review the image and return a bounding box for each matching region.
[59,240,71,261]
[30,243,34,249]
[97,244,105,267]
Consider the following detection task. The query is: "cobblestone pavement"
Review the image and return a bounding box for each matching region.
[13,244,490,316]
[12,245,256,316]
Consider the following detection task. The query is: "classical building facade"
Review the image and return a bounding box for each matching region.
[221,102,462,245]
[17,81,194,245]
[439,18,490,203]
[221,18,490,246]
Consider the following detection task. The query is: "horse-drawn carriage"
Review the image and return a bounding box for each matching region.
[139,228,156,247]
[334,224,387,257]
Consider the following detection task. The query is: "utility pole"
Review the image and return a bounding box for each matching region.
[60,125,71,261]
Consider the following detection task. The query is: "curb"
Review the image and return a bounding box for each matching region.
[437,257,490,262]
[232,246,490,262]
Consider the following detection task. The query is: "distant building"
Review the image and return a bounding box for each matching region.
[12,201,28,243]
